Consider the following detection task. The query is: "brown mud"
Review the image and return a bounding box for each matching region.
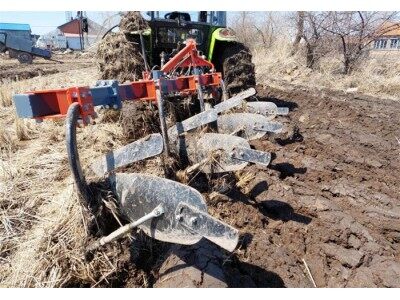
[87,83,400,287]
[203,84,400,287]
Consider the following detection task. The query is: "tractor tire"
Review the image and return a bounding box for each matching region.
[17,52,33,64]
[0,42,6,53]
[9,49,18,59]
[221,43,256,96]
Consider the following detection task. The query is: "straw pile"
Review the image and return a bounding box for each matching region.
[97,12,150,82]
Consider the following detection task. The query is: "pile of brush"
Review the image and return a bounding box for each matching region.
[97,12,149,82]
[119,11,150,33]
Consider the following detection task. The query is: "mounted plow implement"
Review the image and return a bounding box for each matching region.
[13,39,289,254]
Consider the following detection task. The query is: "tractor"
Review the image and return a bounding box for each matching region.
[12,11,291,286]
[98,11,255,96]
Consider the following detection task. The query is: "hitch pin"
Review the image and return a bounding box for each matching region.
[88,204,164,251]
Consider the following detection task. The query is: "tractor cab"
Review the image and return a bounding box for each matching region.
[145,11,228,67]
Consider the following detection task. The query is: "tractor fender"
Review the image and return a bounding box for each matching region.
[208,28,238,61]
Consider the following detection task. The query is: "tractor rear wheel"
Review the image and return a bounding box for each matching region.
[17,52,33,64]
[221,43,256,95]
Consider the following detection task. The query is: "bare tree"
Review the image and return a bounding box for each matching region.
[230,12,281,49]
[301,12,329,69]
[321,11,399,74]
[253,12,279,46]
[292,11,305,53]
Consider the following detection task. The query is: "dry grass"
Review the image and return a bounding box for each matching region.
[253,39,400,100]
[0,65,131,287]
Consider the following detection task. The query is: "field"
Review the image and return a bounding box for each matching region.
[0,53,399,287]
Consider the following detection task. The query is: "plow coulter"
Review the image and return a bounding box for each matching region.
[13,39,290,283]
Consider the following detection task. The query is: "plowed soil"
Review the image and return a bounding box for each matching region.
[2,56,399,287]
[203,84,400,287]
[0,53,93,81]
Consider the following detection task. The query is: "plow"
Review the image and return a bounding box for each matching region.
[13,24,289,276]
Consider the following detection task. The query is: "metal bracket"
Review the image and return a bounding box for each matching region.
[156,89,170,155]
[88,204,165,251]
[90,133,164,176]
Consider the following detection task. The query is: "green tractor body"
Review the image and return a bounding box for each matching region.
[99,11,255,95]
[141,12,237,68]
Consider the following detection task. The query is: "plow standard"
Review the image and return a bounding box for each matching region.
[13,40,289,258]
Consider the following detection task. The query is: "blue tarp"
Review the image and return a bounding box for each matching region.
[0,23,31,31]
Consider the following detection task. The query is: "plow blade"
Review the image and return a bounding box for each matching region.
[188,133,271,173]
[214,88,256,114]
[246,102,289,120]
[167,109,218,141]
[176,202,239,252]
[217,113,283,140]
[91,133,163,176]
[111,173,239,252]
[230,146,271,167]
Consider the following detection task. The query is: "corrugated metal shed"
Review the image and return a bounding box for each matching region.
[0,23,31,31]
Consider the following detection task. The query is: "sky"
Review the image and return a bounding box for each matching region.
[0,11,243,35]
[0,11,114,35]
[0,12,68,34]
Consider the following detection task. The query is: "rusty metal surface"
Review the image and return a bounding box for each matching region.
[216,113,283,140]
[91,134,163,176]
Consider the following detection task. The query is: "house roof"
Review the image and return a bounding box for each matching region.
[57,19,78,32]
[376,22,400,37]
[0,23,31,31]
[57,18,104,35]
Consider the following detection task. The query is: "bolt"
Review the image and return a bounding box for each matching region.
[80,93,86,98]
[105,105,110,109]
[190,217,198,227]
[113,104,118,109]
[236,151,244,158]
[71,92,78,98]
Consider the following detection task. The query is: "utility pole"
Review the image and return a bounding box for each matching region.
[77,11,84,50]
